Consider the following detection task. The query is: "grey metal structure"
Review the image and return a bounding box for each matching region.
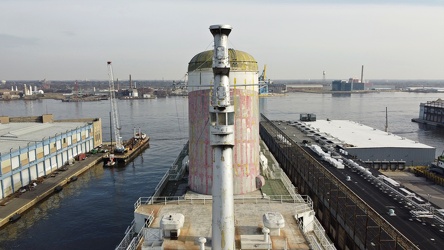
[209,24,236,250]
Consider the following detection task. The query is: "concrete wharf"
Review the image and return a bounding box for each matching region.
[0,137,150,228]
[0,153,104,228]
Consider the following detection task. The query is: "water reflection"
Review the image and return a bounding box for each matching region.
[0,163,105,243]
[331,92,351,97]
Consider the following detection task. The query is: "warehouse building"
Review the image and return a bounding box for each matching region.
[0,114,102,199]
[298,119,435,168]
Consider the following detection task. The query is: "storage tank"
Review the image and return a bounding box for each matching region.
[187,49,260,195]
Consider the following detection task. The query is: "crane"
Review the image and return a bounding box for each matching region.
[107,61,125,153]
[258,64,269,95]
[258,64,267,82]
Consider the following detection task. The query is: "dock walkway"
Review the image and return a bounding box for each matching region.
[0,153,104,228]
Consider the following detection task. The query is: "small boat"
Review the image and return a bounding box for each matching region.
[9,213,21,223]
[54,185,63,193]
[104,160,116,167]
[104,154,116,167]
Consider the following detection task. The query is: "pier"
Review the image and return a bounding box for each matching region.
[0,153,104,228]
[0,137,150,228]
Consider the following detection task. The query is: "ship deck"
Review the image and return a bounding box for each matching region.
[136,194,311,250]
[116,140,334,250]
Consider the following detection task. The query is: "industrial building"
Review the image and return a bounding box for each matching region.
[267,83,287,93]
[0,114,102,200]
[412,98,444,127]
[296,119,435,167]
[331,79,364,91]
[187,48,261,195]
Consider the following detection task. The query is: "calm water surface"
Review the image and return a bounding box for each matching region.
[0,92,443,249]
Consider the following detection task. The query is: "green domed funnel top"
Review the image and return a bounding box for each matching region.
[188,49,258,72]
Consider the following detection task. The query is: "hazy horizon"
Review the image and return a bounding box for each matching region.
[2,79,443,83]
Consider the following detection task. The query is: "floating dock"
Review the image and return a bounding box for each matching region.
[102,136,150,166]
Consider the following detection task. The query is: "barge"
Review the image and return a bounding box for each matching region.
[103,136,150,166]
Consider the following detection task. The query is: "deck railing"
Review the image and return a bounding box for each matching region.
[134,194,313,211]
[115,211,154,250]
[115,219,136,250]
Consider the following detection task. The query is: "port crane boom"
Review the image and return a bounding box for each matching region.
[259,64,269,94]
[107,61,125,153]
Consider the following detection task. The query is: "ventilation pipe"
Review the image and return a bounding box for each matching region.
[198,237,207,250]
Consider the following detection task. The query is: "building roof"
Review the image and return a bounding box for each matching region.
[302,120,434,149]
[0,122,88,155]
[188,49,258,72]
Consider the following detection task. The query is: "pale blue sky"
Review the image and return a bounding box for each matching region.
[1,0,443,81]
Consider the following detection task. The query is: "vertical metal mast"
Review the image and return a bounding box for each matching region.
[107,61,124,153]
[209,24,235,250]
[361,65,364,84]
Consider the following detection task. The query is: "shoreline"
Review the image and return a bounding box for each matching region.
[1,89,442,102]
